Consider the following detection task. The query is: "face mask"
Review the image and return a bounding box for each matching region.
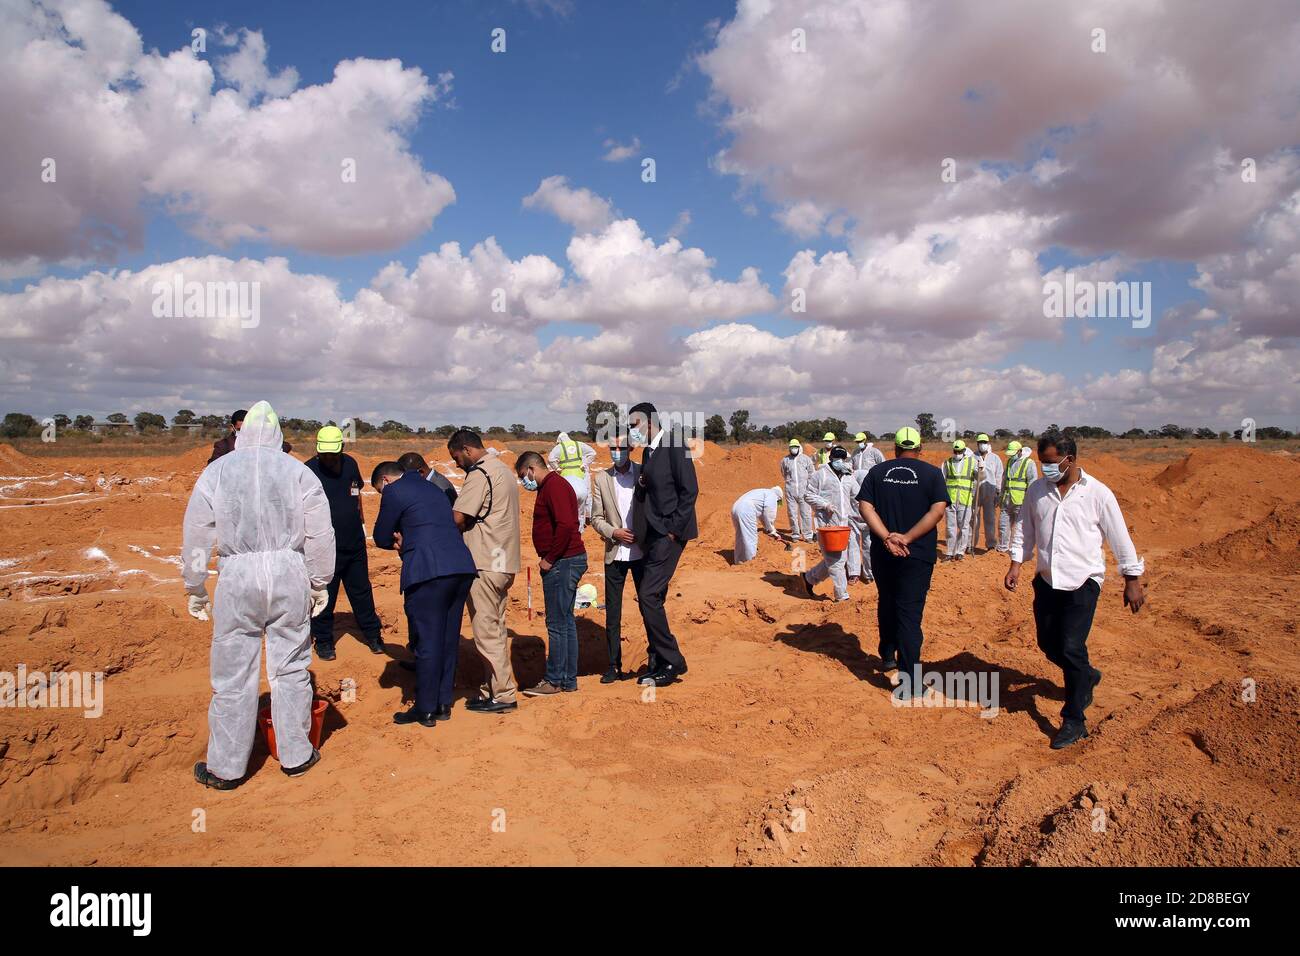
[629,426,647,446]
[788,449,799,457]
[611,449,628,466]
[978,442,990,453]
[522,474,538,492]
[857,442,866,449]
[1042,461,1068,483]
[831,460,850,475]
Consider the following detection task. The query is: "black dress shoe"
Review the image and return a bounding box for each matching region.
[1050,720,1089,750]
[434,704,452,722]
[366,638,385,655]
[638,666,682,687]
[466,697,518,714]
[600,666,624,684]
[393,708,437,727]
[399,659,416,672]
[315,643,336,661]
[879,656,898,671]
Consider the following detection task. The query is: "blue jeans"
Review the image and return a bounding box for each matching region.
[541,553,587,689]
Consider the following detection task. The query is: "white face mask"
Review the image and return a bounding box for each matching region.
[978,442,990,453]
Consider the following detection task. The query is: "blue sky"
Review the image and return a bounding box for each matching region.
[3,0,1295,431]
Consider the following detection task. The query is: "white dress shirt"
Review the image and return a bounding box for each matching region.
[610,465,644,562]
[1010,469,1144,590]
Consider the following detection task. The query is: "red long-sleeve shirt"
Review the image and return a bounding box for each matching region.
[533,472,586,564]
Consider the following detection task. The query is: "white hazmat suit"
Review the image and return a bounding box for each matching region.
[852,443,886,473]
[969,449,1003,553]
[780,450,815,541]
[731,486,782,564]
[548,432,596,532]
[804,463,858,601]
[182,402,335,780]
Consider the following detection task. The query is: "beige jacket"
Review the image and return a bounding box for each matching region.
[590,460,641,565]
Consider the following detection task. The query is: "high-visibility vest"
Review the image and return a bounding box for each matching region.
[555,440,586,478]
[1004,456,1031,505]
[943,455,975,507]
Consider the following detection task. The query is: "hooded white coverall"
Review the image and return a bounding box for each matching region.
[804,464,857,600]
[182,402,335,780]
[848,468,873,582]
[969,450,1004,552]
[780,451,815,541]
[548,432,596,531]
[852,443,886,473]
[731,486,782,564]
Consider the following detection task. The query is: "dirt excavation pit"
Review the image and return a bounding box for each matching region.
[0,440,1297,866]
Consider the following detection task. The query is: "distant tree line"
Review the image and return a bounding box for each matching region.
[2,404,1295,444]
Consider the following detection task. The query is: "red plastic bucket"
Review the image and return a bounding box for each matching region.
[817,525,851,552]
[259,698,328,762]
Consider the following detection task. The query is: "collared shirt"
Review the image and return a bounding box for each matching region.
[609,464,644,562]
[1010,469,1144,590]
[453,454,521,574]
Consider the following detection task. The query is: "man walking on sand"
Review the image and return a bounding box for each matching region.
[1006,432,1145,750]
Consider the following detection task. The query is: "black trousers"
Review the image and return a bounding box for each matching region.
[405,573,474,713]
[311,546,381,647]
[636,532,686,672]
[872,547,935,684]
[604,558,643,669]
[1032,574,1100,722]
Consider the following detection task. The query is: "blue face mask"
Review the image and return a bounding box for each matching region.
[522,474,538,492]
[629,426,647,446]
[1042,461,1068,483]
[611,448,628,466]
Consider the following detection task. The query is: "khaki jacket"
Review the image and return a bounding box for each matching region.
[590,461,641,565]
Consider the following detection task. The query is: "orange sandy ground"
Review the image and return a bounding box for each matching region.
[0,439,1297,866]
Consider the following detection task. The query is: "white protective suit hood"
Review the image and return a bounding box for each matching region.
[235,400,283,451]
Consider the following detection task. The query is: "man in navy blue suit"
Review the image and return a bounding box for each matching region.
[371,461,477,728]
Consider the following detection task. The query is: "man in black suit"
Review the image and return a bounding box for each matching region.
[627,402,698,687]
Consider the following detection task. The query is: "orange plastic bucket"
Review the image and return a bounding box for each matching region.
[817,525,851,551]
[259,698,329,762]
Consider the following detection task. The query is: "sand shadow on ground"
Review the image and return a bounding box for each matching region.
[774,626,1061,736]
[761,570,818,599]
[714,548,735,563]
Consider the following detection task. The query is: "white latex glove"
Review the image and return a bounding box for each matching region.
[187,593,211,622]
[310,588,329,617]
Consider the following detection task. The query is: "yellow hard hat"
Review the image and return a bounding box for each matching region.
[823,432,836,441]
[1006,440,1022,455]
[977,433,990,442]
[316,425,345,453]
[895,426,921,449]
[788,438,801,448]
[854,432,866,441]
[952,439,967,452]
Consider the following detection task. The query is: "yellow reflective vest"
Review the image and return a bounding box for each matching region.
[1004,455,1031,506]
[943,455,975,507]
[555,440,586,478]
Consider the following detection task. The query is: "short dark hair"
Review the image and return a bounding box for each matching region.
[232,409,247,425]
[1037,431,1077,459]
[447,429,483,453]
[515,451,545,474]
[628,402,658,428]
[397,452,427,472]
[371,460,404,488]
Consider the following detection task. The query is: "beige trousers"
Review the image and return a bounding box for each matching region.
[468,570,517,703]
